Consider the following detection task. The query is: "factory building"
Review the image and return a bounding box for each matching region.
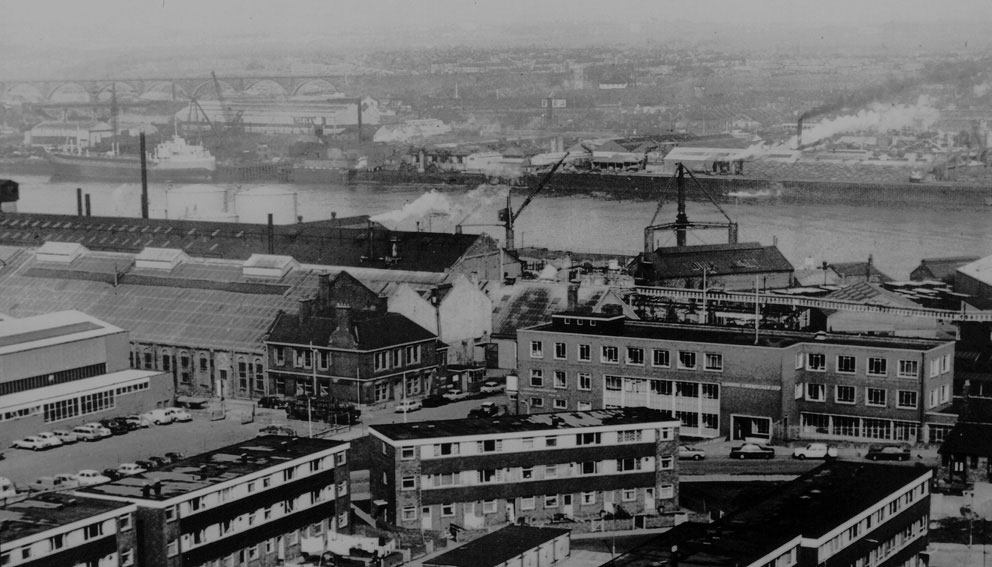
[516,312,956,443]
[633,242,794,291]
[77,435,351,567]
[368,408,680,533]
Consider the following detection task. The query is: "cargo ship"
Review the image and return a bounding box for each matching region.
[47,135,216,182]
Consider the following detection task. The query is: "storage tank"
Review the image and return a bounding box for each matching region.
[166,184,228,220]
[234,186,299,225]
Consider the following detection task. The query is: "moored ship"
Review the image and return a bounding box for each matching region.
[47,135,216,182]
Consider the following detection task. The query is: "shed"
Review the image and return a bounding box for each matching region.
[424,525,570,567]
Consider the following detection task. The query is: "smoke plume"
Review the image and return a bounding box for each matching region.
[790,97,939,148]
[370,185,509,232]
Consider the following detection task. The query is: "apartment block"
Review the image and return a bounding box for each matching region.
[77,435,351,567]
[0,492,138,567]
[368,408,680,532]
[516,312,955,443]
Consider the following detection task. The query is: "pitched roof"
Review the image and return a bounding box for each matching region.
[824,281,921,308]
[640,242,794,280]
[912,256,980,282]
[958,255,992,286]
[829,261,892,283]
[266,309,435,350]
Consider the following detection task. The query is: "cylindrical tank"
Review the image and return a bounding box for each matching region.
[166,184,228,220]
[234,186,299,225]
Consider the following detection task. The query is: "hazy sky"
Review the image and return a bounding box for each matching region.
[5,0,992,49]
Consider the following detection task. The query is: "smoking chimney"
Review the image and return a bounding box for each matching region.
[329,304,357,348]
[317,273,331,310]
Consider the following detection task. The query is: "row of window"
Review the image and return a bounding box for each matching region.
[190,530,307,567]
[398,457,673,489]
[529,341,723,371]
[1,515,131,566]
[41,386,124,423]
[395,427,670,459]
[797,352,950,378]
[799,413,921,442]
[799,384,919,409]
[819,481,929,563]
[0,363,108,396]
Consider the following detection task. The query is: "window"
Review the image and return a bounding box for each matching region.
[167,539,179,557]
[479,469,499,483]
[390,349,401,368]
[622,489,637,502]
[545,464,558,478]
[553,399,567,409]
[530,369,544,387]
[898,360,919,378]
[401,476,416,491]
[867,388,887,407]
[401,447,416,460]
[806,383,825,402]
[441,504,455,517]
[601,346,619,363]
[338,512,348,527]
[807,353,826,371]
[554,342,566,360]
[618,429,642,443]
[165,506,176,521]
[531,397,544,408]
[337,481,347,496]
[49,534,64,551]
[545,495,559,507]
[678,351,697,370]
[317,350,330,370]
[578,373,592,391]
[478,439,502,453]
[581,492,596,505]
[577,432,601,445]
[521,496,535,510]
[702,413,719,429]
[530,341,544,358]
[659,457,674,470]
[676,382,698,398]
[118,514,132,530]
[578,344,591,361]
[374,351,388,371]
[836,385,856,404]
[616,458,640,472]
[554,371,567,389]
[837,355,856,373]
[545,436,557,448]
[659,484,675,499]
[701,383,719,399]
[121,549,134,566]
[521,466,534,480]
[627,347,644,365]
[795,352,804,369]
[652,349,671,367]
[942,354,951,373]
[405,345,421,365]
[941,384,950,403]
[605,376,621,391]
[402,507,417,521]
[897,390,918,409]
[704,353,723,371]
[483,500,497,514]
[434,443,459,456]
[336,452,346,466]
[868,357,887,377]
[577,401,592,410]
[930,359,940,378]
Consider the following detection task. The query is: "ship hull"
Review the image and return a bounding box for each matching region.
[48,153,215,183]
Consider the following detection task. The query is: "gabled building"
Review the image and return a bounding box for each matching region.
[633,242,794,291]
[77,435,351,567]
[911,256,979,285]
[955,255,992,300]
[827,260,893,286]
[368,408,680,533]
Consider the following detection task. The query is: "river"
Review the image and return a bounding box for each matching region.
[4,174,992,280]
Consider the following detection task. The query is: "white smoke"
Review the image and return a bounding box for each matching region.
[370,185,509,232]
[787,96,940,149]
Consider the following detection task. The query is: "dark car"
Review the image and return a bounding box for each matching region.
[257,396,288,409]
[729,443,776,460]
[421,395,449,408]
[101,468,123,481]
[866,444,911,461]
[258,425,297,437]
[99,418,132,436]
[164,452,185,464]
[134,459,157,471]
[146,456,170,469]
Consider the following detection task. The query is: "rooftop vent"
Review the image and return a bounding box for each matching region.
[134,247,188,271]
[35,241,87,264]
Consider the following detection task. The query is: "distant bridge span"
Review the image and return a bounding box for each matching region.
[0,74,349,104]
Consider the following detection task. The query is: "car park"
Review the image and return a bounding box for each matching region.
[164,407,193,422]
[52,429,80,444]
[258,425,297,437]
[76,470,112,486]
[142,408,174,425]
[124,414,152,428]
[35,432,64,448]
[116,463,147,476]
[442,389,470,401]
[480,381,505,394]
[729,443,776,460]
[12,435,55,451]
[395,399,423,413]
[678,444,707,460]
[866,444,912,461]
[792,443,839,460]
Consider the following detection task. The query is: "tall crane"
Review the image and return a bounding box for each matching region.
[643,163,738,252]
[211,71,243,135]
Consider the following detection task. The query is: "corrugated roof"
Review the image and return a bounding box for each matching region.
[641,242,794,280]
[824,281,919,308]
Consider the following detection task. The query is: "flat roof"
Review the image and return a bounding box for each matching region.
[600,461,931,567]
[530,319,948,352]
[0,492,132,543]
[0,311,121,356]
[0,369,162,411]
[425,525,570,567]
[371,408,678,442]
[77,436,348,502]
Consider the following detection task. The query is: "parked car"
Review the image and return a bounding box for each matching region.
[442,389,470,401]
[146,456,171,469]
[0,476,18,500]
[101,468,123,481]
[124,414,152,429]
[141,409,174,425]
[421,395,449,408]
[72,424,110,441]
[164,407,193,422]
[395,399,423,413]
[729,443,776,460]
[116,463,147,476]
[678,444,707,460]
[28,475,77,492]
[258,425,297,437]
[164,452,186,464]
[866,444,912,461]
[82,423,113,438]
[257,396,288,409]
[52,429,80,444]
[98,418,131,436]
[480,381,505,394]
[35,432,64,448]
[468,402,503,418]
[792,443,839,460]
[76,469,112,486]
[134,459,157,471]
[13,435,54,451]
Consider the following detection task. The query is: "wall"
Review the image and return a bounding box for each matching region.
[438,278,493,364]
[0,333,117,384]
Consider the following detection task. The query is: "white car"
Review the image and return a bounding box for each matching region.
[76,469,112,486]
[164,407,192,422]
[116,463,147,476]
[52,429,80,444]
[792,443,839,460]
[395,399,423,413]
[442,389,470,401]
[142,409,174,425]
[480,381,505,394]
[12,436,51,451]
[82,423,113,438]
[124,415,152,428]
[35,432,64,448]
[678,444,707,460]
[72,424,110,441]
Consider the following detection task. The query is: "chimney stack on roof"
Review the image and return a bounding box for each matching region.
[299,297,314,323]
[317,273,331,310]
[567,284,579,312]
[330,304,356,348]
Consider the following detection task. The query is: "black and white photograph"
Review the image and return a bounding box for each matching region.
[1,1,992,566]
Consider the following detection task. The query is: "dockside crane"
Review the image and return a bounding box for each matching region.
[211,71,243,135]
[643,162,739,253]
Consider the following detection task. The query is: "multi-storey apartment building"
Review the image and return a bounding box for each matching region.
[0,493,138,567]
[600,461,932,567]
[517,312,955,443]
[0,310,172,446]
[77,435,351,567]
[368,408,680,532]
